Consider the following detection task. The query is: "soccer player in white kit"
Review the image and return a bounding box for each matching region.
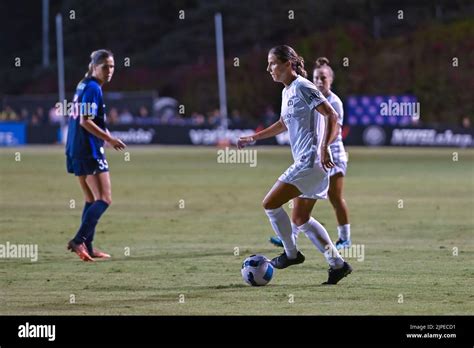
[270,57,352,250]
[314,57,351,249]
[238,45,352,284]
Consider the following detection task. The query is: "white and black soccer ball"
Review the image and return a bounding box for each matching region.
[241,254,274,286]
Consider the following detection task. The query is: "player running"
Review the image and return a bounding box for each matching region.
[270,57,352,250]
[238,45,352,284]
[65,49,126,261]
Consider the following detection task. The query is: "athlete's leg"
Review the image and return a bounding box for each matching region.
[328,173,351,245]
[328,173,349,225]
[269,197,301,248]
[78,175,95,203]
[83,175,100,253]
[263,181,304,264]
[81,172,112,258]
[293,197,345,269]
[72,172,111,245]
[291,197,316,226]
[87,171,112,204]
[262,180,301,210]
[67,175,95,261]
[86,175,100,201]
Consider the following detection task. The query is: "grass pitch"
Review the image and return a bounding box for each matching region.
[0,145,473,315]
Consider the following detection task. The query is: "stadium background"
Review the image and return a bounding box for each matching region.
[1,0,473,147]
[0,0,473,317]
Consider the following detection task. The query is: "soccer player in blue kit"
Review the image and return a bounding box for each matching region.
[65,49,126,262]
[238,45,352,284]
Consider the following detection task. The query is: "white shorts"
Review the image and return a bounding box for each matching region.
[329,160,347,177]
[278,162,329,200]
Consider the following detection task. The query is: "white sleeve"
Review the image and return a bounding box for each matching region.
[297,81,326,110]
[331,99,344,126]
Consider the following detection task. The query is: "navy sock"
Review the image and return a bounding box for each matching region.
[85,237,94,255]
[73,200,109,245]
[82,201,94,253]
[82,201,93,221]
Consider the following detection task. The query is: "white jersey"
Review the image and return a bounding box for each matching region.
[280,75,327,168]
[321,91,347,164]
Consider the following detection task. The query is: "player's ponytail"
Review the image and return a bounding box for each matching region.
[84,49,114,78]
[85,62,93,78]
[314,56,334,79]
[293,55,307,78]
[269,45,308,78]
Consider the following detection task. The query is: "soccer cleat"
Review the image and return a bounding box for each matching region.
[335,238,352,250]
[270,251,305,269]
[322,261,352,285]
[269,236,284,248]
[90,248,111,259]
[67,240,94,262]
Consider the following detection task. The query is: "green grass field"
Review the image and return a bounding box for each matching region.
[0,145,473,315]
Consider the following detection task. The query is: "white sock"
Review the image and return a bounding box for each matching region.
[291,222,301,238]
[337,224,351,241]
[298,217,344,269]
[265,207,297,259]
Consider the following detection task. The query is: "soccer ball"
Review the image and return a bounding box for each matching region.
[241,254,274,286]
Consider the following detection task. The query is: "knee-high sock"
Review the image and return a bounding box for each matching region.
[265,207,297,259]
[298,217,344,269]
[291,222,301,238]
[81,202,95,253]
[337,224,351,241]
[82,202,93,220]
[73,200,109,245]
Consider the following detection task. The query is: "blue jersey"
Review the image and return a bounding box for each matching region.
[65,77,107,160]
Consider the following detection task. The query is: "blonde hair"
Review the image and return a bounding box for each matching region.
[314,57,334,80]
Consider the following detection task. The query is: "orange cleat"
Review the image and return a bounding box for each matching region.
[67,240,94,262]
[90,248,111,259]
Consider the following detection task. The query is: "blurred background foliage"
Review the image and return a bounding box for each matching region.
[0,0,473,124]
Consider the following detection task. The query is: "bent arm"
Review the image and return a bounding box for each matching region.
[252,118,287,141]
[80,117,126,150]
[316,101,339,147]
[80,117,112,142]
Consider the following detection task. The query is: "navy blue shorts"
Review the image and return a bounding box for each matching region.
[66,156,109,176]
